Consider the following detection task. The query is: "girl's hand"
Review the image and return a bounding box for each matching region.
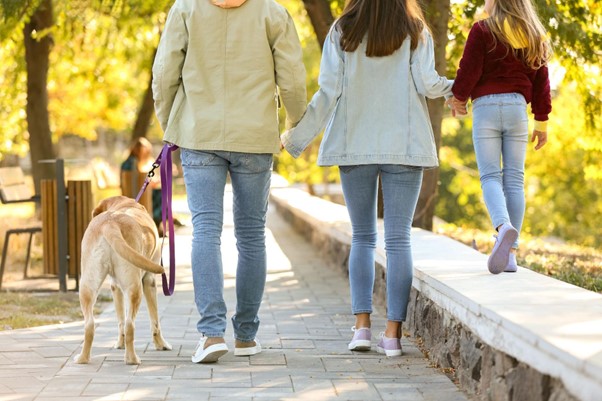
[531,130,547,150]
[446,97,468,117]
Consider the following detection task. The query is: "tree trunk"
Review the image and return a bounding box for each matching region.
[24,0,56,195]
[413,0,451,230]
[131,51,157,141]
[302,0,334,49]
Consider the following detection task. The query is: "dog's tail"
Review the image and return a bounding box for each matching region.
[102,224,165,275]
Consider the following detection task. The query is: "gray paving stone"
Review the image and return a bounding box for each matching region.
[0,197,468,401]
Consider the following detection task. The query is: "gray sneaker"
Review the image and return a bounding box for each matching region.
[488,223,518,274]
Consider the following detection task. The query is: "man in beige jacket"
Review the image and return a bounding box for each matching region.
[152,0,306,363]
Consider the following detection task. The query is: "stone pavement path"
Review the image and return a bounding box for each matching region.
[0,190,468,401]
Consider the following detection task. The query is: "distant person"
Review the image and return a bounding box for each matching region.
[449,0,551,274]
[152,0,306,363]
[282,0,452,356]
[120,137,163,230]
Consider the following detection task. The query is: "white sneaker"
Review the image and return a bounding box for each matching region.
[234,339,262,356]
[191,335,228,363]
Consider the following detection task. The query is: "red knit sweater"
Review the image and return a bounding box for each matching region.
[452,21,551,122]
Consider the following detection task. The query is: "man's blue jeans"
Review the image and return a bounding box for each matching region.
[339,164,423,322]
[472,93,529,248]
[181,149,272,342]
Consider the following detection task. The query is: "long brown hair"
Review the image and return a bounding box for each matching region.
[336,0,426,57]
[485,0,551,69]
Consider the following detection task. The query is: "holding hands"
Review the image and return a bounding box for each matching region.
[446,96,468,117]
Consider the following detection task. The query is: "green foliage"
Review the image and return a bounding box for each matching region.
[0,0,171,162]
[524,85,602,247]
[47,2,166,140]
[0,30,28,158]
[0,0,41,40]
[274,0,338,188]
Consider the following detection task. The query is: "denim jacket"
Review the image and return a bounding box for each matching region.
[281,26,453,167]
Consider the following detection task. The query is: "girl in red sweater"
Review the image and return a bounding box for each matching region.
[450,0,551,274]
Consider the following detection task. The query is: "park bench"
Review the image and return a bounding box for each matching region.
[0,167,42,289]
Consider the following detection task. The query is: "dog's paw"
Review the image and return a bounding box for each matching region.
[115,336,125,349]
[74,353,90,364]
[155,340,172,351]
[125,355,141,365]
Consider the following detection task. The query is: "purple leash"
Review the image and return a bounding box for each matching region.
[136,143,179,296]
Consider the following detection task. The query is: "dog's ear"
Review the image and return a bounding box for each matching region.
[92,197,115,217]
[92,202,107,218]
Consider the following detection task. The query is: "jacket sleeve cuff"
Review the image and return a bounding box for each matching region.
[281,129,303,158]
[452,92,469,102]
[534,120,548,132]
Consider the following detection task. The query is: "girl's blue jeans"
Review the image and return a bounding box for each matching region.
[181,149,272,342]
[472,93,529,248]
[339,164,423,322]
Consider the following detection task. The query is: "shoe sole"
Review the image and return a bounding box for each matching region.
[191,344,228,363]
[348,340,371,351]
[488,229,518,274]
[376,346,402,357]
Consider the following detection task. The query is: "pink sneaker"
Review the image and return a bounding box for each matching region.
[376,332,402,357]
[505,252,518,273]
[348,326,371,351]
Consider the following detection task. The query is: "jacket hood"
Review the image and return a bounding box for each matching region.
[211,0,247,9]
[503,19,528,49]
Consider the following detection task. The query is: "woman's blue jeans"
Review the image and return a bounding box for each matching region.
[472,93,529,248]
[339,164,423,322]
[181,149,272,342]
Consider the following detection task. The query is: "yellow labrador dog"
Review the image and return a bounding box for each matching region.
[75,196,172,365]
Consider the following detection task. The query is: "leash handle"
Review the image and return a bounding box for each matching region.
[158,143,178,296]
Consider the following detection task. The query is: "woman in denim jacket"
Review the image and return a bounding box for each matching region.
[281,0,452,356]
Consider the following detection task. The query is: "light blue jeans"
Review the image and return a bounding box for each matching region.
[180,149,272,342]
[472,93,529,248]
[339,164,423,322]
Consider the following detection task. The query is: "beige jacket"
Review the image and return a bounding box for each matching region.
[152,0,307,154]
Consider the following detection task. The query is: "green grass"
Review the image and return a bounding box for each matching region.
[0,291,111,331]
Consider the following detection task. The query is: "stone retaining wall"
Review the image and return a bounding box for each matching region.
[270,185,599,401]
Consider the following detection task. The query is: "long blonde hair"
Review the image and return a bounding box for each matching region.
[485,0,551,69]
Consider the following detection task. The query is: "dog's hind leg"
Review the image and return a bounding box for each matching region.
[111,281,126,349]
[74,284,97,364]
[124,283,143,365]
[142,273,172,351]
